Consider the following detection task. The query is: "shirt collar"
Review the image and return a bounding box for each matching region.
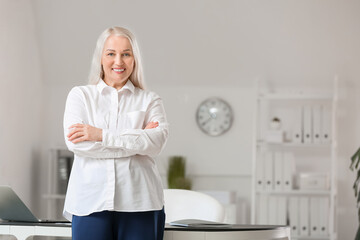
[120,80,135,93]
[96,79,108,93]
[96,79,135,94]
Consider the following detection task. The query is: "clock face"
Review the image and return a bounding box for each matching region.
[196,97,233,136]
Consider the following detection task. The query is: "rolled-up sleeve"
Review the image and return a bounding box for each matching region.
[102,93,169,157]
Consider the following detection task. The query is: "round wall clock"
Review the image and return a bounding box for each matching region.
[196,97,233,136]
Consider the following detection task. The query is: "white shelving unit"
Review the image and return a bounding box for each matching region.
[251,78,338,240]
[43,148,73,220]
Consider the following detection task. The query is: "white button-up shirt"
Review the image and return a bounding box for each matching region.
[63,79,169,221]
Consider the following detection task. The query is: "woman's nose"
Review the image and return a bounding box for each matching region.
[115,55,123,65]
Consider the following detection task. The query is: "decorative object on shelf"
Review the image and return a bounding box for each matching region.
[350,147,360,240]
[266,117,284,143]
[266,130,284,143]
[298,173,329,190]
[196,97,233,137]
[167,156,192,190]
[270,117,281,130]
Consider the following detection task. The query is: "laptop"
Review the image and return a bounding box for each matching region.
[0,186,69,223]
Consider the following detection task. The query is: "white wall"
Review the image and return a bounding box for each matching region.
[0,0,43,212]
[1,0,359,238]
[31,0,360,88]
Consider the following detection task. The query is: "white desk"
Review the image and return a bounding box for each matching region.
[0,222,71,239]
[0,222,291,240]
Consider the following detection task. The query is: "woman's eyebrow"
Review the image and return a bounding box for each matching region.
[105,49,132,52]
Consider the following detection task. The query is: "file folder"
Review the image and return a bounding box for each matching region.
[277,196,287,225]
[264,151,274,191]
[303,106,312,144]
[257,194,268,224]
[289,197,299,236]
[256,152,265,191]
[283,152,295,190]
[319,197,329,236]
[292,106,303,143]
[268,196,277,224]
[310,197,320,236]
[322,105,331,143]
[274,152,283,191]
[299,197,310,237]
[312,105,322,144]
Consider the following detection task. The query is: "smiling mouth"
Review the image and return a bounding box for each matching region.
[113,68,125,73]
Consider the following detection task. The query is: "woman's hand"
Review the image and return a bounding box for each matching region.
[68,123,102,143]
[144,121,159,129]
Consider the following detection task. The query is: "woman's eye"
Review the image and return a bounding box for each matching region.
[123,53,131,57]
[107,53,115,56]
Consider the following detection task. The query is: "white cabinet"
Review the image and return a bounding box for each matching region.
[251,79,338,240]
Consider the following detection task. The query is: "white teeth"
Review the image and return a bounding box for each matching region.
[113,69,125,72]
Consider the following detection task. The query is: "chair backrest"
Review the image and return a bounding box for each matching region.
[163,189,225,223]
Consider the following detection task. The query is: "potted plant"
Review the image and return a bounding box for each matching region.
[350,147,360,240]
[167,156,192,190]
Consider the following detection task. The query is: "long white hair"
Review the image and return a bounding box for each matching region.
[88,26,145,89]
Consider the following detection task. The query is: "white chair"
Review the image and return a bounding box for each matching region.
[163,189,225,223]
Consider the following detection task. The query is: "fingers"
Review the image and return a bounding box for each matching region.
[67,123,101,143]
[67,124,86,143]
[71,136,87,144]
[68,132,85,142]
[145,121,159,129]
[69,123,84,129]
[67,123,86,137]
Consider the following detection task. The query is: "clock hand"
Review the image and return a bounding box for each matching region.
[208,112,217,119]
[202,117,213,125]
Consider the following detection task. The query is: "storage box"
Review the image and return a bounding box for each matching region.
[298,173,329,190]
[266,130,284,143]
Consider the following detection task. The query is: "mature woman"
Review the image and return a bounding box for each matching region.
[63,26,169,240]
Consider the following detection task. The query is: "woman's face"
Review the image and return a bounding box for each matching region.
[101,35,135,89]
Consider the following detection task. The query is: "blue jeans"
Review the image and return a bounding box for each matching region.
[72,208,165,240]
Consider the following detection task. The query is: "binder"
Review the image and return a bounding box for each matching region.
[319,197,329,236]
[274,152,283,191]
[303,106,312,144]
[310,197,320,236]
[299,197,310,237]
[292,106,303,143]
[268,196,277,224]
[256,152,265,191]
[277,196,287,225]
[283,152,295,190]
[257,194,268,224]
[288,197,299,236]
[256,195,262,224]
[264,151,274,191]
[312,105,322,144]
[322,105,332,143]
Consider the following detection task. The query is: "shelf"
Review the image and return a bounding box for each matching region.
[252,79,338,239]
[256,141,332,148]
[256,190,331,196]
[258,93,333,100]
